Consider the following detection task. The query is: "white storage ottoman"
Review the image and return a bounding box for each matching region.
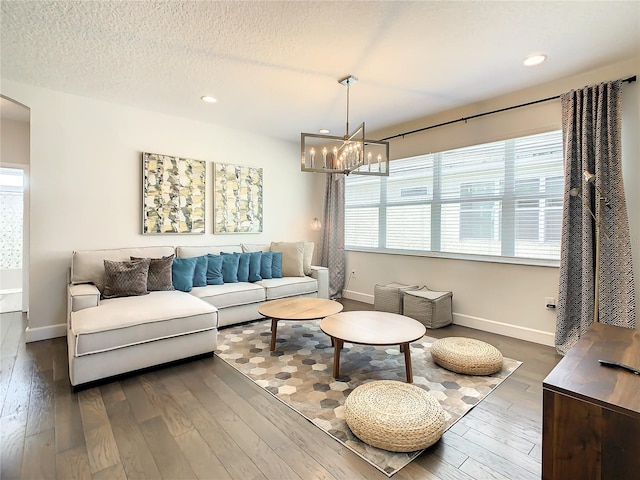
[403,287,453,328]
[373,282,419,314]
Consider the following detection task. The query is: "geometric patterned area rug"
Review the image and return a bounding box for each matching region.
[216,319,522,477]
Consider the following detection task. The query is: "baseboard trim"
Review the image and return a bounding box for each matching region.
[342,290,374,304]
[342,290,554,347]
[25,323,66,343]
[453,313,555,347]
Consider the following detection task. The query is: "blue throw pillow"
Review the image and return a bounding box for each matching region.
[247,251,262,282]
[222,252,250,282]
[221,254,240,283]
[236,253,250,282]
[260,251,273,279]
[193,255,208,287]
[271,251,283,278]
[206,254,224,285]
[172,256,197,292]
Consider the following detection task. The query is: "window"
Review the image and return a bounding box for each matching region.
[460,181,500,241]
[345,131,563,263]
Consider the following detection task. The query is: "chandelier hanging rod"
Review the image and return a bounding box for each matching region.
[339,75,357,137]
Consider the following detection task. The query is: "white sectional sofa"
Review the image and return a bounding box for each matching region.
[67,244,328,388]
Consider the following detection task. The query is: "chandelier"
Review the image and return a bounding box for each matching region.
[301,75,389,176]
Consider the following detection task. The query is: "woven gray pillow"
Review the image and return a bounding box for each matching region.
[102,258,151,299]
[131,254,175,291]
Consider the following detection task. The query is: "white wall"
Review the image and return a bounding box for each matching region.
[1,119,30,165]
[1,80,317,341]
[345,59,640,346]
[3,58,637,345]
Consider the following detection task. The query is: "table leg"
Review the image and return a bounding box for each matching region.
[332,338,343,378]
[270,318,278,351]
[402,342,413,383]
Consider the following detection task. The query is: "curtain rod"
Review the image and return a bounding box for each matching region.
[381,75,637,142]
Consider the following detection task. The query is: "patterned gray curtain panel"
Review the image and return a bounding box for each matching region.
[319,174,345,299]
[556,80,636,354]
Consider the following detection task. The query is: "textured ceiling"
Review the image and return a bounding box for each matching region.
[1,1,639,142]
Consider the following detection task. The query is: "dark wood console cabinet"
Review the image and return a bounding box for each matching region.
[542,322,640,479]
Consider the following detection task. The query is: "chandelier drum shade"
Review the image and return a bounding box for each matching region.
[301,75,390,176]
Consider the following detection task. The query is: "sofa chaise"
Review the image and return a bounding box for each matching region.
[67,243,328,387]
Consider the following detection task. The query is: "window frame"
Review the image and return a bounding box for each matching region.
[344,130,563,267]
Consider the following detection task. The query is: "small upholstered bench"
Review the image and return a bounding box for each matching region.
[403,286,453,328]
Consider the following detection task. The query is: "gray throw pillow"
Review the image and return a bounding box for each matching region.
[102,258,151,299]
[131,254,175,291]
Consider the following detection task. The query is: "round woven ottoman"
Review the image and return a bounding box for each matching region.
[344,380,445,452]
[431,337,503,375]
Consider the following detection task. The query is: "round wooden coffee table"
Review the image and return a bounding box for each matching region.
[320,311,427,383]
[258,297,343,351]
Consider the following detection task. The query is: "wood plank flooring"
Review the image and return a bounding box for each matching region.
[0,300,562,479]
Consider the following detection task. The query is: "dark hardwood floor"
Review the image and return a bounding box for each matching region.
[0,299,561,479]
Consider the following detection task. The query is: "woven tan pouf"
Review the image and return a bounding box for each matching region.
[431,337,503,375]
[344,380,445,452]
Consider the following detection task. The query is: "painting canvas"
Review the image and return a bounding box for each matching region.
[142,152,206,234]
[214,162,263,233]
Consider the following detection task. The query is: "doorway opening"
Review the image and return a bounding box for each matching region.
[0,167,24,313]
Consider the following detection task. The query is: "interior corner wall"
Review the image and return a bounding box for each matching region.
[345,59,640,346]
[1,79,317,341]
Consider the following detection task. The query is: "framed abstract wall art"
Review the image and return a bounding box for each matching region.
[142,152,206,234]
[214,162,263,233]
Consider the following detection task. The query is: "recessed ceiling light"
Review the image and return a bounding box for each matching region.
[201,96,218,103]
[318,128,330,134]
[523,54,547,67]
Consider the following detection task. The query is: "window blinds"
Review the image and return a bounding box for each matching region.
[345,130,563,262]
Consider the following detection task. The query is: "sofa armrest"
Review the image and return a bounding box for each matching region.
[68,283,100,313]
[310,266,329,299]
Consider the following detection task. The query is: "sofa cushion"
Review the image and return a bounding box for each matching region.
[270,241,305,277]
[260,252,273,279]
[247,251,262,282]
[271,251,283,278]
[257,276,318,300]
[190,282,266,309]
[193,255,208,287]
[236,253,250,282]
[222,252,251,282]
[241,243,270,253]
[131,254,175,291]
[71,246,175,292]
[70,290,217,356]
[102,258,151,299]
[176,245,242,257]
[220,254,240,283]
[172,257,198,292]
[206,254,224,285]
